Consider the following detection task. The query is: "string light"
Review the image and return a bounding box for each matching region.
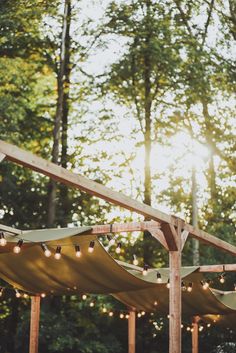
[109,311,114,317]
[201,280,211,290]
[125,314,130,319]
[0,288,3,297]
[116,242,122,254]
[142,264,148,276]
[13,239,23,254]
[89,301,95,307]
[186,282,193,292]
[137,312,142,318]
[120,313,124,319]
[141,311,145,316]
[82,294,87,300]
[75,245,81,258]
[41,293,46,298]
[133,254,139,266]
[0,232,7,246]
[154,301,158,306]
[181,281,186,291]
[218,274,225,284]
[102,307,107,313]
[199,325,204,332]
[88,241,95,253]
[41,243,51,257]
[107,235,115,246]
[166,279,170,289]
[23,293,29,299]
[54,246,62,260]
[156,272,162,283]
[15,289,21,298]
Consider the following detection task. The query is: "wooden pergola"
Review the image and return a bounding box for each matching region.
[0,140,236,353]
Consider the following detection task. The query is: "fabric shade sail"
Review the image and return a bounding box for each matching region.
[0,227,236,325]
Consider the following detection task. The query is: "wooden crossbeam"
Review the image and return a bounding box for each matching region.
[90,221,161,234]
[198,264,236,272]
[185,224,236,256]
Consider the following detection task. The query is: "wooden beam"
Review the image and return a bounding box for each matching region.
[169,220,182,353]
[90,221,161,234]
[198,264,236,272]
[0,223,22,235]
[0,140,173,224]
[185,224,236,256]
[0,152,5,162]
[29,296,41,353]
[192,316,200,353]
[128,309,136,353]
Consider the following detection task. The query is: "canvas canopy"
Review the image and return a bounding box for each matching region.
[0,227,236,327]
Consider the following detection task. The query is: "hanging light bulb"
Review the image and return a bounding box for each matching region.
[166,279,170,289]
[186,326,191,332]
[187,282,193,292]
[218,274,225,284]
[89,301,95,307]
[88,241,95,253]
[75,245,81,257]
[142,264,148,276]
[54,246,62,260]
[15,289,21,298]
[137,312,142,318]
[41,293,46,298]
[0,288,3,297]
[41,243,51,257]
[201,279,211,290]
[125,314,130,319]
[13,239,23,254]
[132,254,139,266]
[102,307,107,313]
[181,324,184,329]
[107,235,115,246]
[154,301,158,306]
[0,232,7,246]
[207,323,211,328]
[156,271,162,283]
[141,311,145,316]
[181,281,186,291]
[109,311,114,317]
[116,242,122,254]
[120,313,124,319]
[199,325,204,332]
[23,293,29,299]
[82,294,87,300]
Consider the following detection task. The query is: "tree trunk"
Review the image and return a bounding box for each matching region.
[60,0,72,227]
[192,165,199,265]
[47,0,71,228]
[143,0,153,265]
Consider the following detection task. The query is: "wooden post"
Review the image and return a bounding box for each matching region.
[29,296,41,353]
[128,309,136,353]
[169,220,182,353]
[192,316,200,353]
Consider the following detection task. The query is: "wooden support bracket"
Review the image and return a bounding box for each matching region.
[181,230,189,250]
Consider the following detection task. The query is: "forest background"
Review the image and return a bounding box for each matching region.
[0,0,235,352]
